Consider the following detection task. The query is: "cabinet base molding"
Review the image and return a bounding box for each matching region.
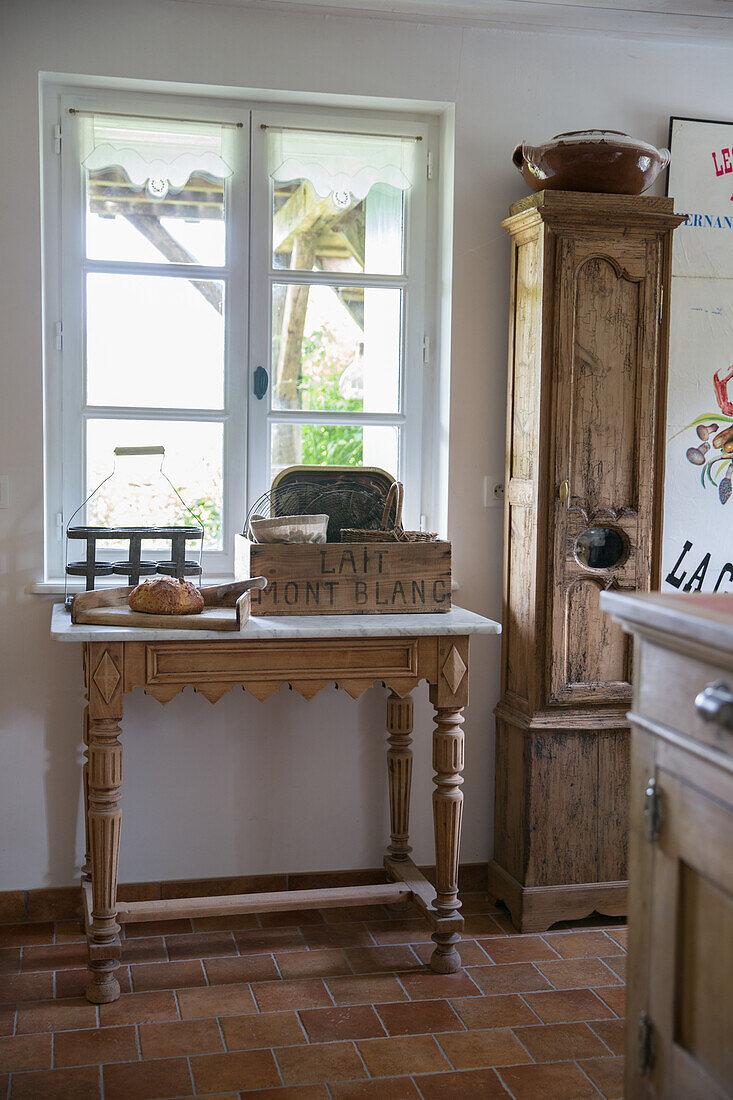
[487,860,628,933]
[495,700,630,732]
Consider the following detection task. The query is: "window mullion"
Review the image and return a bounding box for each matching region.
[269,269,407,290]
[59,94,86,572]
[268,411,405,426]
[84,259,231,280]
[82,406,229,420]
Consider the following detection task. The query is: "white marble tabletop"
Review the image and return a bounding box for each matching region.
[51,602,501,643]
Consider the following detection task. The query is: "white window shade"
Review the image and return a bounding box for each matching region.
[79,114,234,198]
[267,128,418,201]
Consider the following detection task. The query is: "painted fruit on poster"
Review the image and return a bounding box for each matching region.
[662,118,733,595]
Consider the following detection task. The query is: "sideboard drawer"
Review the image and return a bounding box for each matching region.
[145,638,421,685]
[636,640,733,757]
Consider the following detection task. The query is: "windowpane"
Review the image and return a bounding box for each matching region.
[270,423,399,484]
[271,284,401,414]
[273,182,404,275]
[86,171,226,266]
[268,128,414,275]
[86,419,223,549]
[83,114,230,265]
[86,273,225,409]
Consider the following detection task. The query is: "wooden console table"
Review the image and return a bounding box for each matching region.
[51,604,500,1004]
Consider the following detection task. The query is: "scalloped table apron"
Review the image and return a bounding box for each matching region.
[51,603,501,1003]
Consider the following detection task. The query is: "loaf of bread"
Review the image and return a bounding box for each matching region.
[128,576,205,615]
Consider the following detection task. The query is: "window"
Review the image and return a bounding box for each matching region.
[43,88,435,579]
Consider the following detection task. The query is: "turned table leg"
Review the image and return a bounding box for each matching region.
[428,637,469,974]
[386,692,413,911]
[82,706,92,880]
[430,705,465,972]
[85,644,124,1004]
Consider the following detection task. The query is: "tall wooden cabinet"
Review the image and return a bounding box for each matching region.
[490,191,684,932]
[602,591,733,1099]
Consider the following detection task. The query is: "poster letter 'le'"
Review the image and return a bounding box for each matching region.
[663,117,733,596]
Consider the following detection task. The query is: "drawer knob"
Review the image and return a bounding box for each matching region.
[695,680,733,731]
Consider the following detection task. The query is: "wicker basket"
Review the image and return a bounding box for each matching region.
[341,481,438,543]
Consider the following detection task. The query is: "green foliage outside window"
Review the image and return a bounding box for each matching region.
[298,326,364,466]
[174,494,223,546]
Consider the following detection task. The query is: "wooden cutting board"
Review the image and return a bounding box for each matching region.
[71,578,267,631]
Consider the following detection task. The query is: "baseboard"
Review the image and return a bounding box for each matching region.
[487,859,628,933]
[0,861,489,924]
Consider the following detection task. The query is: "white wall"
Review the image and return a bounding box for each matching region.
[1,0,731,891]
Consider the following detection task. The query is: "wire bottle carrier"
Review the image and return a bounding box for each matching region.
[64,445,205,607]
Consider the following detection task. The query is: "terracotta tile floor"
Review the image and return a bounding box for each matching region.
[0,895,626,1098]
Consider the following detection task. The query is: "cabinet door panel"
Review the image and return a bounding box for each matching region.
[568,255,642,513]
[526,729,598,884]
[509,235,543,482]
[597,729,630,882]
[548,234,662,705]
[563,578,630,694]
[505,503,536,703]
[647,770,733,1099]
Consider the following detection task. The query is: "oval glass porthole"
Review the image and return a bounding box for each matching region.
[574,527,626,570]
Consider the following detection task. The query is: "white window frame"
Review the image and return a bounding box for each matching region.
[41,82,440,583]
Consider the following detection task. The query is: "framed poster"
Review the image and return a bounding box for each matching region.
[662,116,733,595]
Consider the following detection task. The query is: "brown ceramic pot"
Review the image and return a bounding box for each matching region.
[512,130,670,195]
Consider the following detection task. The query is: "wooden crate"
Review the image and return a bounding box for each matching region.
[235,535,451,615]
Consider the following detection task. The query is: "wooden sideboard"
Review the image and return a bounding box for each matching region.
[602,591,733,1100]
[491,191,684,931]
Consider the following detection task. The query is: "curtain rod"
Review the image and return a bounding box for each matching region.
[261,124,421,142]
[68,108,243,129]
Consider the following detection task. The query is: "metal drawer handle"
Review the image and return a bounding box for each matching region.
[643,777,662,843]
[695,680,733,730]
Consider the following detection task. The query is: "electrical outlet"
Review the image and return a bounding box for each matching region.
[484,474,504,508]
[0,476,9,508]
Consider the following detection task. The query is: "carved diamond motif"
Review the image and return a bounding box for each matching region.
[442,645,466,695]
[92,651,120,705]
